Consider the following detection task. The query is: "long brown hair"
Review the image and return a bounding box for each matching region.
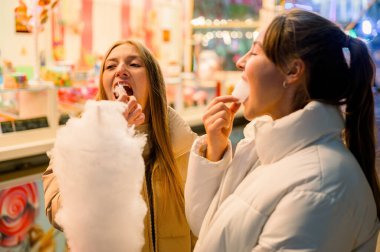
[96,39,184,208]
[263,9,380,217]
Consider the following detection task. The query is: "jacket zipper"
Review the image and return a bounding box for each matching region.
[145,166,156,252]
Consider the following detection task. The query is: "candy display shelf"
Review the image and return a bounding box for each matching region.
[0,83,58,174]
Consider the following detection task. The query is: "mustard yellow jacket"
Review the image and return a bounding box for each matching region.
[43,107,198,251]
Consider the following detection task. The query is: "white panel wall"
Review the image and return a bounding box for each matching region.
[92,0,122,56]
[156,1,183,65]
[62,0,82,64]
[0,0,52,68]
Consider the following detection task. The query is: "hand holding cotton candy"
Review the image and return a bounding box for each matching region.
[52,100,147,252]
[231,79,249,103]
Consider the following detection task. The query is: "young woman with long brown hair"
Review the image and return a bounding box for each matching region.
[44,39,197,251]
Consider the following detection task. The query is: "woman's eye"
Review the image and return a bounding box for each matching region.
[130,63,141,67]
[106,65,116,70]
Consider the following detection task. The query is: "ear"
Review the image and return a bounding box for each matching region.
[285,59,305,85]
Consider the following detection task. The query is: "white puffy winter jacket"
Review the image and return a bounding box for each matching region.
[185,101,379,252]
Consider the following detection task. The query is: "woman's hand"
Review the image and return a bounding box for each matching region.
[202,95,240,161]
[118,94,145,126]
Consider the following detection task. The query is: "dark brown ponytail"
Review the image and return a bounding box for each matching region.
[344,37,380,217]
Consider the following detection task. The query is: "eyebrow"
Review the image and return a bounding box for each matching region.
[105,55,142,63]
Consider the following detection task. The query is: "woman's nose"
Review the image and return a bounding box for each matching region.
[115,64,129,77]
[235,56,246,70]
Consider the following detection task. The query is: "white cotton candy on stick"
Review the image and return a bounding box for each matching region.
[113,82,134,99]
[52,100,147,252]
[231,79,249,103]
[113,84,126,99]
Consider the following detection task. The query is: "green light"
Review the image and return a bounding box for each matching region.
[348,30,357,38]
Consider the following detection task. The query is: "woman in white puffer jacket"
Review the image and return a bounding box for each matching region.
[185,9,380,252]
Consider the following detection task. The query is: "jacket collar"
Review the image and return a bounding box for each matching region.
[244,101,344,165]
[136,107,196,163]
[168,107,197,158]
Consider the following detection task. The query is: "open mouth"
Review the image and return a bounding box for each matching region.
[113,82,133,99]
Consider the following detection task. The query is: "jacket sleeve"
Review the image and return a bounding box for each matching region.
[251,190,377,252]
[42,152,63,231]
[184,135,232,236]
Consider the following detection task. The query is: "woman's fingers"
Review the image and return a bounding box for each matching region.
[117,93,130,103]
[204,109,231,131]
[202,101,230,126]
[115,95,144,125]
[206,95,239,110]
[229,102,241,115]
[197,96,240,162]
[126,96,138,109]
[133,113,145,126]
[203,102,227,119]
[128,104,143,121]
[203,101,235,131]
[203,96,240,122]
[122,96,145,126]
[121,96,136,115]
[196,96,239,162]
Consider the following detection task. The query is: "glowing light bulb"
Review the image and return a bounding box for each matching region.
[362,20,372,35]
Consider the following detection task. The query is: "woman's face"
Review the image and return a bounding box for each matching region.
[236,31,287,120]
[102,43,149,113]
